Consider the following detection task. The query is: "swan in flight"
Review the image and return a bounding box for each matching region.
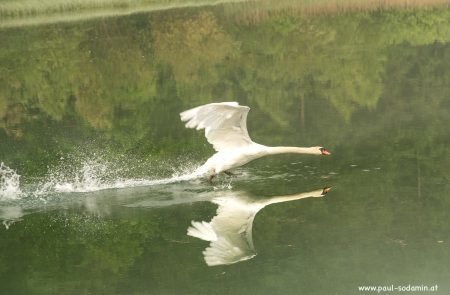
[180,102,331,182]
[187,187,331,266]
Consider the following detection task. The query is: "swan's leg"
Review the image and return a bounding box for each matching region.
[208,174,216,184]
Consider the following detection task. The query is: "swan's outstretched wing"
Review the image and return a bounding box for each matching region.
[180,102,253,151]
[187,196,260,266]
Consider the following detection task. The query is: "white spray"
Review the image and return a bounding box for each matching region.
[0,162,22,199]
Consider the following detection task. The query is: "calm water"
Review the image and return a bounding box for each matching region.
[1,2,450,294]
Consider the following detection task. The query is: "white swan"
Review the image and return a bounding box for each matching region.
[180,102,331,182]
[187,187,331,266]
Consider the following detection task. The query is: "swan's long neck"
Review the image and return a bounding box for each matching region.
[265,146,318,155]
[263,189,325,206]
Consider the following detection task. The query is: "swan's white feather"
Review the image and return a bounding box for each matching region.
[187,189,329,266]
[187,221,218,242]
[181,101,328,176]
[187,195,260,266]
[203,237,256,266]
[180,102,253,152]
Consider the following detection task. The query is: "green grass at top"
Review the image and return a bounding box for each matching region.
[1,0,449,28]
[2,0,447,17]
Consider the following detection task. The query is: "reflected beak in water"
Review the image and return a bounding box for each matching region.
[322,187,331,195]
[320,148,331,155]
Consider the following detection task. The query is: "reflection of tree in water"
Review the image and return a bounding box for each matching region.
[0,102,25,138]
[75,18,156,129]
[152,11,239,105]
[0,211,157,294]
[152,12,234,81]
[1,7,450,129]
[0,6,449,176]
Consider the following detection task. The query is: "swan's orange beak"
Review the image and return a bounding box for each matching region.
[320,148,331,155]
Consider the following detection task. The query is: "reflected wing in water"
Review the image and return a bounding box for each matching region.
[188,196,260,266]
[187,187,330,266]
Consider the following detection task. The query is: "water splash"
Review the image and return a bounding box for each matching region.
[51,159,113,193]
[1,153,208,202]
[0,162,22,199]
[33,156,202,196]
[0,155,207,230]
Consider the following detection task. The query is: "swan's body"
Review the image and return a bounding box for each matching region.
[180,102,330,181]
[187,187,330,266]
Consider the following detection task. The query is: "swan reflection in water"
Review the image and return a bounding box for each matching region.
[0,206,24,229]
[187,187,331,266]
